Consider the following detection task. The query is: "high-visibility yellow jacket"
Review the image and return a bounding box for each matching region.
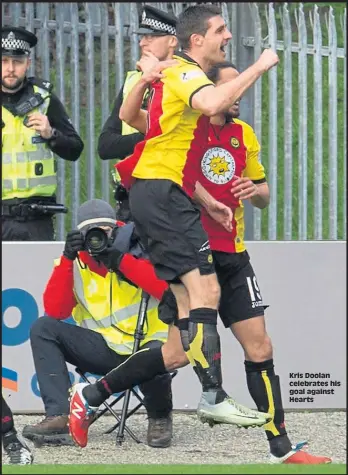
[2,84,57,200]
[112,70,147,173]
[120,70,144,137]
[51,254,168,355]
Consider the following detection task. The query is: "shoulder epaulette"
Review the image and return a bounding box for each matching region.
[27,77,53,93]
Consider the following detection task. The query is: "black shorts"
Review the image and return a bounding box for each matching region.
[213,250,267,327]
[129,179,215,282]
[158,250,268,327]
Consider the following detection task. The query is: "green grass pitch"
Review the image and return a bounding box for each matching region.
[2,464,346,474]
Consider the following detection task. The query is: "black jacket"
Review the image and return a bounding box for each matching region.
[2,78,84,161]
[98,83,144,161]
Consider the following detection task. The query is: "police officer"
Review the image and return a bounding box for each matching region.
[2,26,84,241]
[97,6,177,222]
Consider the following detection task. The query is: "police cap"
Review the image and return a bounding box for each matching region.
[2,26,37,57]
[136,5,177,36]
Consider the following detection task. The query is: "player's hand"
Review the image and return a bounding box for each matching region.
[25,112,53,139]
[231,176,259,200]
[257,48,279,72]
[137,51,160,73]
[137,51,178,84]
[206,200,233,233]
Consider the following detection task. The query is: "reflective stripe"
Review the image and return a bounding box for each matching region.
[77,295,158,329]
[106,341,134,354]
[72,262,165,356]
[150,331,169,340]
[73,264,88,306]
[4,150,50,164]
[113,298,158,322]
[17,153,27,163]
[27,149,52,161]
[102,334,167,355]
[80,319,102,330]
[73,262,158,327]
[17,176,57,190]
[3,180,13,191]
[2,154,12,164]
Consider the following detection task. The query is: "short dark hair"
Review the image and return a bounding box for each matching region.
[206,61,239,83]
[177,4,222,51]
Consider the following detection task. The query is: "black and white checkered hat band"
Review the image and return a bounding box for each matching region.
[2,38,30,52]
[142,18,176,35]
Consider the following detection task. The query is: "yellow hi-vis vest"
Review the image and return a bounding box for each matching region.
[70,258,168,355]
[2,85,57,200]
[120,70,144,137]
[113,70,147,178]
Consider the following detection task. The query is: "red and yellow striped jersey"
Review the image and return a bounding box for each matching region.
[186,119,266,253]
[131,53,214,195]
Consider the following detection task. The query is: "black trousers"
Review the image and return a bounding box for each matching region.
[29,317,172,418]
[2,216,54,241]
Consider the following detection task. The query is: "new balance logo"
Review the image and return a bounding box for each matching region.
[71,401,84,420]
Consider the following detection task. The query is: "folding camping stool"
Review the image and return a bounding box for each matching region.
[75,367,178,445]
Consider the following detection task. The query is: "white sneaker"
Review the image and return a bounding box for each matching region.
[197,394,272,428]
[4,433,34,465]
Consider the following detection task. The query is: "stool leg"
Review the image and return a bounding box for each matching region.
[116,389,132,445]
[105,401,143,435]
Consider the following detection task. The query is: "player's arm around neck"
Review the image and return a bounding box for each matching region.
[119,78,149,134]
[191,49,279,116]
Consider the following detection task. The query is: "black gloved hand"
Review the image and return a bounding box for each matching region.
[96,244,124,271]
[63,230,84,261]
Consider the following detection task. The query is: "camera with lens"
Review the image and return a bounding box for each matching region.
[83,227,115,255]
[83,222,144,261]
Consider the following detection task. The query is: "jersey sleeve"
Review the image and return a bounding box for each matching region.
[163,63,214,108]
[240,121,266,182]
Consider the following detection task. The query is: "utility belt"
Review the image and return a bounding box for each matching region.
[2,199,68,219]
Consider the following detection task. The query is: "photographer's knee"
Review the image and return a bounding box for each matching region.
[29,315,58,341]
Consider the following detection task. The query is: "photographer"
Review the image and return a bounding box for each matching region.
[23,199,178,448]
[2,26,84,241]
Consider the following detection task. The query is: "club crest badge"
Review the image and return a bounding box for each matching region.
[201,147,235,185]
[230,137,240,148]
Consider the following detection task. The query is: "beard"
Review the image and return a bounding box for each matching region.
[225,112,234,122]
[1,76,25,91]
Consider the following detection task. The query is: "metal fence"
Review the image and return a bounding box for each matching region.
[2,2,346,241]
